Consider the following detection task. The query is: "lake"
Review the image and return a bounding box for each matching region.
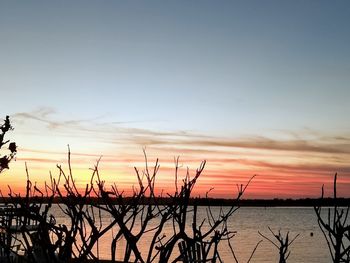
[50,206,334,262]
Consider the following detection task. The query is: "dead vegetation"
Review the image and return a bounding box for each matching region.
[314,173,350,263]
[1,147,255,263]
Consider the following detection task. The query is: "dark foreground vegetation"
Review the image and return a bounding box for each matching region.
[1,116,349,263]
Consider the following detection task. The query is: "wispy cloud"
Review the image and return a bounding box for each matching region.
[13,107,107,130]
[128,135,350,156]
[9,107,350,198]
[185,137,350,154]
[12,107,350,156]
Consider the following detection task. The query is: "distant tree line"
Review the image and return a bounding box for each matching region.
[1,196,349,207]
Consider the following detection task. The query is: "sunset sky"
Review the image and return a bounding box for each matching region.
[1,1,350,198]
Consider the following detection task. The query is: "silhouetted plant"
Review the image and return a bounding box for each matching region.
[3,148,254,263]
[227,235,262,263]
[79,151,253,262]
[51,147,117,262]
[0,115,17,173]
[93,151,167,262]
[155,159,255,263]
[314,173,350,263]
[258,227,299,263]
[5,147,115,263]
[6,164,58,263]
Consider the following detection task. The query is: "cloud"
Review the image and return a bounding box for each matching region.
[127,135,350,156]
[206,158,350,175]
[13,108,350,156]
[20,148,111,158]
[16,157,59,164]
[12,107,210,147]
[13,107,106,130]
[180,137,350,155]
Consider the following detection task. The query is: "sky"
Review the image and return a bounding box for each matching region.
[0,1,350,198]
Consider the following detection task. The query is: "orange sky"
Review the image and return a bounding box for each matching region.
[1,112,349,199]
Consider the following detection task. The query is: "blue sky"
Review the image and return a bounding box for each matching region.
[0,1,350,197]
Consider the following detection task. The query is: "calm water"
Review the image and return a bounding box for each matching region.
[48,206,335,262]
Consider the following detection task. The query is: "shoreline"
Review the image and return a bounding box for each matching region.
[1,197,349,207]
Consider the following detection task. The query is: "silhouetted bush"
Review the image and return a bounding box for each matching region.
[3,149,253,263]
[0,115,17,173]
[314,173,350,263]
[259,227,299,263]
